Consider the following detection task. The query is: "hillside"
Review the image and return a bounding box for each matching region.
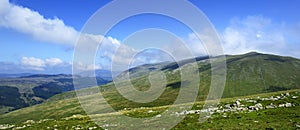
[0,52,300,128]
[102,52,300,110]
[0,89,299,129]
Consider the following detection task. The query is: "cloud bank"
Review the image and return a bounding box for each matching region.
[221,15,300,57]
[184,15,300,58]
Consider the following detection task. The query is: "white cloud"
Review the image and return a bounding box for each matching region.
[221,15,300,57]
[73,61,102,72]
[0,0,11,14]
[0,0,78,45]
[20,57,70,72]
[0,0,138,71]
[98,36,122,59]
[0,0,121,49]
[45,58,63,66]
[73,33,134,71]
[21,57,45,71]
[184,15,300,58]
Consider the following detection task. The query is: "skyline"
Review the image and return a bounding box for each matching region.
[0,0,300,74]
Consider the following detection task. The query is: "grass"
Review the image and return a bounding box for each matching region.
[0,89,299,129]
[173,106,300,130]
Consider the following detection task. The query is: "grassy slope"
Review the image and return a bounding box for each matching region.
[0,89,299,129]
[1,52,300,125]
[94,52,300,110]
[223,52,300,97]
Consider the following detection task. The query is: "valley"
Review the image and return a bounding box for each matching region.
[0,74,111,114]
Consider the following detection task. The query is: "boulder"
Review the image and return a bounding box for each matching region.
[285,103,292,107]
[236,100,241,107]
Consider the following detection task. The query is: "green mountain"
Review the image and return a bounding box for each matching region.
[0,52,300,125]
[223,52,300,96]
[108,51,300,108]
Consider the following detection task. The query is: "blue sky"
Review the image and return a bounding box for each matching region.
[0,0,300,74]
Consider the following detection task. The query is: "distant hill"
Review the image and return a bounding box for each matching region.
[0,74,110,114]
[78,69,120,81]
[0,52,300,123]
[19,74,72,78]
[0,73,33,78]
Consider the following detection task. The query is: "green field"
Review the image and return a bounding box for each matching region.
[0,90,299,129]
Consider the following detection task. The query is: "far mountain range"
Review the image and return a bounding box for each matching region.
[0,71,113,114]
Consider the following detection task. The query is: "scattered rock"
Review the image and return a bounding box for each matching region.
[255,103,263,110]
[279,103,292,107]
[246,100,257,103]
[155,114,162,118]
[88,127,96,130]
[225,104,231,109]
[236,100,241,107]
[24,120,35,124]
[0,124,15,129]
[266,103,276,109]
[285,103,292,107]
